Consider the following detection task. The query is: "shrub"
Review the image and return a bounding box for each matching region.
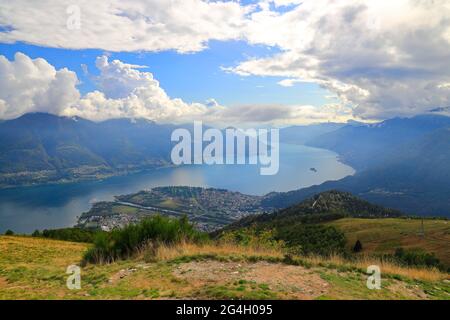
[394,248,442,269]
[353,240,363,253]
[219,227,285,251]
[31,230,41,237]
[34,228,99,243]
[277,224,347,257]
[83,215,208,264]
[4,229,14,236]
[221,224,346,257]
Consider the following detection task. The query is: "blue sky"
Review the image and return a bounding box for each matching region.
[0,41,331,108]
[0,1,448,124]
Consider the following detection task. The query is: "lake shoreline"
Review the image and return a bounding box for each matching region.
[0,144,355,234]
[0,163,176,190]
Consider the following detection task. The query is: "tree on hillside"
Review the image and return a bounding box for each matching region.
[32,230,41,237]
[353,240,363,253]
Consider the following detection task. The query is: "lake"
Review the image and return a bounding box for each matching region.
[0,144,354,233]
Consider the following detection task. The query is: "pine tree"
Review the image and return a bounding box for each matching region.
[353,240,363,253]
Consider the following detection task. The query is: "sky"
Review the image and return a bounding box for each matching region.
[0,0,449,126]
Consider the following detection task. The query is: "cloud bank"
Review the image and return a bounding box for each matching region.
[230,0,450,119]
[0,53,347,125]
[0,0,249,53]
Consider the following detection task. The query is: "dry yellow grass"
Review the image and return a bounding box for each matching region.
[143,241,284,262]
[141,241,448,282]
[304,254,448,282]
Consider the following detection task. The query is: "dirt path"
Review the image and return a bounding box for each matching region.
[173,261,329,299]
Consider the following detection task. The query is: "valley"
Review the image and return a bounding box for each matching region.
[3,112,450,218]
[0,138,353,234]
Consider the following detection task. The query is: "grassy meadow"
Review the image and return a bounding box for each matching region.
[0,234,449,300]
[326,218,450,266]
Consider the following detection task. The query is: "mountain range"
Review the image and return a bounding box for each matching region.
[306,114,450,171]
[269,114,450,216]
[0,113,176,187]
[1,112,450,216]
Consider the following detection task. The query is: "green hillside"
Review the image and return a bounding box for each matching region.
[228,190,403,232]
[0,113,175,187]
[327,218,450,266]
[2,190,448,300]
[0,235,448,300]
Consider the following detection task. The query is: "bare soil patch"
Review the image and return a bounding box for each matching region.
[173,261,329,299]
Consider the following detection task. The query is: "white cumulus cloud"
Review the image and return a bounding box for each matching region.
[63,55,211,122]
[0,52,80,119]
[0,53,351,125]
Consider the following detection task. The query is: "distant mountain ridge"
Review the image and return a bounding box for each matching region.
[306,114,450,171]
[0,113,176,187]
[280,122,346,145]
[279,120,369,146]
[272,114,450,216]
